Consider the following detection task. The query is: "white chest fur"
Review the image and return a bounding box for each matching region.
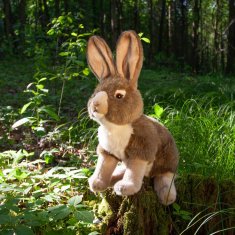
[98,120,133,160]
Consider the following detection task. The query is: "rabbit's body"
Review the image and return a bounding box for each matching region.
[97,114,178,176]
[86,31,179,205]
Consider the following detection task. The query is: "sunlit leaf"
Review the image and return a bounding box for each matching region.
[68,195,83,206]
[20,102,33,114]
[44,195,54,202]
[59,52,70,57]
[26,82,34,89]
[82,68,90,76]
[38,77,47,83]
[154,104,164,118]
[36,84,44,90]
[33,126,45,134]
[61,185,70,192]
[23,186,32,195]
[141,37,150,43]
[47,28,55,35]
[10,168,29,180]
[44,155,54,164]
[12,117,31,129]
[13,149,33,166]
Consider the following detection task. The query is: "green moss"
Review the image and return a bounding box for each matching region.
[97,198,112,217]
[123,210,139,235]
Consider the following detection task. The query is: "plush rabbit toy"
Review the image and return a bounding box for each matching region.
[87,30,179,205]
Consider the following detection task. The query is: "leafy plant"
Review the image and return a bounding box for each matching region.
[12,75,59,137]
[173,203,192,221]
[0,149,98,234]
[138,32,151,43]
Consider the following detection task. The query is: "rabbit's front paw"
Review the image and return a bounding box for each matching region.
[158,184,176,206]
[114,180,141,196]
[88,176,108,192]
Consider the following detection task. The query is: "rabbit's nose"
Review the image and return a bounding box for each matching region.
[92,101,100,112]
[93,100,100,107]
[90,91,108,115]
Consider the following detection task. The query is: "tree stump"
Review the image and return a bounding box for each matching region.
[95,175,235,235]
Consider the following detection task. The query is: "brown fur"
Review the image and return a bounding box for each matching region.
[90,77,143,125]
[125,115,179,176]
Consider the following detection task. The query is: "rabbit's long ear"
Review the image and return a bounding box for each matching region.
[87,36,116,80]
[116,31,143,89]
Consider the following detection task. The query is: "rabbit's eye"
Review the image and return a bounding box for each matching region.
[116,93,123,99]
[114,90,126,99]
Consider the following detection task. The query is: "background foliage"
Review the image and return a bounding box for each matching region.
[1,0,235,73]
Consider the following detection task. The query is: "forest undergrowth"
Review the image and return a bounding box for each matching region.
[0,57,234,234]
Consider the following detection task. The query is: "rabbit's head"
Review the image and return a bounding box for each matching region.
[87,31,144,125]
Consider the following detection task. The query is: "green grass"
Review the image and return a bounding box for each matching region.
[165,98,235,180]
[140,69,234,108]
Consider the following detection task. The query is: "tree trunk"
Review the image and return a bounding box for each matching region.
[192,0,200,73]
[158,0,166,52]
[116,0,123,34]
[166,1,172,55]
[92,0,98,29]
[133,0,139,32]
[226,0,235,74]
[103,0,110,42]
[110,0,118,49]
[213,0,220,72]
[148,0,154,65]
[172,0,179,58]
[2,0,14,38]
[42,0,49,24]
[63,0,69,13]
[99,0,104,36]
[180,0,188,68]
[19,0,26,49]
[37,0,49,30]
[97,176,235,235]
[55,0,60,17]
[38,0,46,30]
